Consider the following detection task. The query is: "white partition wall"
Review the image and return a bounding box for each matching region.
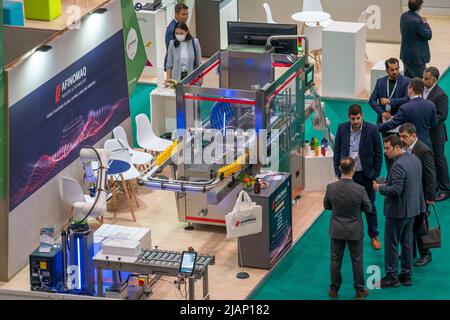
[5,0,131,279]
[136,8,167,78]
[322,22,367,99]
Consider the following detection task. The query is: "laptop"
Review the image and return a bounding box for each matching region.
[142,0,162,11]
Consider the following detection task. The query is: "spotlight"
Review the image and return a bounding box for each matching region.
[93,8,108,14]
[36,45,53,53]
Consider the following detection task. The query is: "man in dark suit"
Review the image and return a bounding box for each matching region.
[333,104,383,250]
[324,157,372,300]
[423,66,450,201]
[399,123,436,266]
[164,3,189,70]
[369,58,410,124]
[373,135,426,288]
[379,78,438,149]
[369,58,410,170]
[400,0,432,78]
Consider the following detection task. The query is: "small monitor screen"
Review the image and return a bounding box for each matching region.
[179,251,197,276]
[305,65,314,87]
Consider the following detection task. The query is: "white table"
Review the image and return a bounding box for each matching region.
[291,11,331,23]
[291,11,331,34]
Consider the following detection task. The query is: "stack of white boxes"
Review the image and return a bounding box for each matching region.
[94,224,152,257]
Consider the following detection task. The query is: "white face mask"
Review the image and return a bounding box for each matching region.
[176,34,186,42]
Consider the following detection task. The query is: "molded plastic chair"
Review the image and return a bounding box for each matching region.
[263,3,276,24]
[302,0,334,28]
[104,138,141,222]
[135,114,172,152]
[304,25,323,67]
[60,176,96,224]
[113,126,153,168]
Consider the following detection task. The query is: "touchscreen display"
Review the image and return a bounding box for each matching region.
[179,252,197,276]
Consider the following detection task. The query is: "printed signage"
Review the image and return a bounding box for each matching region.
[9,31,130,211]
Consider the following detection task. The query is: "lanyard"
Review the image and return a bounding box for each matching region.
[387,78,398,99]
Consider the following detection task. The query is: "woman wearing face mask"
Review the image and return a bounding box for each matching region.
[166,22,202,83]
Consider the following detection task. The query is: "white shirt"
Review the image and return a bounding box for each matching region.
[423,84,436,100]
[180,41,189,72]
[407,138,419,154]
[410,95,421,100]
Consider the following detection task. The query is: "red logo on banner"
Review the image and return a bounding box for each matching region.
[55,84,62,104]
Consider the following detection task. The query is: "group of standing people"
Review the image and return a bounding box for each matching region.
[324,0,449,299]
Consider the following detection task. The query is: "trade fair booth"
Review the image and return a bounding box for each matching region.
[0,0,449,302]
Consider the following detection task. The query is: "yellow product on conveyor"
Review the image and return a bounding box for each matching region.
[156,141,179,166]
[217,152,248,177]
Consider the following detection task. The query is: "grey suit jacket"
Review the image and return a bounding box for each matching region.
[166,38,202,81]
[324,178,372,241]
[379,152,426,219]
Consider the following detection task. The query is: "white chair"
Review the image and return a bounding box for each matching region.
[60,176,98,225]
[113,126,153,170]
[135,113,172,153]
[104,138,141,222]
[304,25,323,67]
[302,0,334,28]
[263,3,276,24]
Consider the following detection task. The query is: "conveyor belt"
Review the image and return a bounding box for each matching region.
[135,249,215,274]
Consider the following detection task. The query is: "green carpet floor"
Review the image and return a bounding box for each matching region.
[250,69,450,300]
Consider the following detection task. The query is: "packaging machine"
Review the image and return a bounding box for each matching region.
[139,44,315,227]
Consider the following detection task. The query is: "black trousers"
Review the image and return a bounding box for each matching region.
[432,144,450,193]
[330,238,365,292]
[403,62,426,79]
[353,172,379,238]
[385,217,415,279]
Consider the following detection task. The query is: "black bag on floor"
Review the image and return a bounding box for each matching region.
[420,205,441,250]
[414,212,429,236]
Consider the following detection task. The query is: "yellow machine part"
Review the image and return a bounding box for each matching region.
[217,152,248,177]
[156,141,179,166]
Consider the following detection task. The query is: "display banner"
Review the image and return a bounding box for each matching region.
[8,30,130,211]
[269,176,292,266]
[121,0,147,94]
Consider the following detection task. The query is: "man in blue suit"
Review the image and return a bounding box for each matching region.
[369,58,410,124]
[379,78,438,149]
[334,104,383,250]
[164,3,189,70]
[373,135,425,288]
[400,0,432,78]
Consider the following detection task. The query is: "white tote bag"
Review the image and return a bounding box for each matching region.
[225,190,262,239]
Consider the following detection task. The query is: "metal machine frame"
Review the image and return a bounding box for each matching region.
[140,47,311,226]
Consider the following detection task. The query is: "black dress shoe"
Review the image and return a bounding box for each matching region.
[328,289,338,298]
[380,276,401,288]
[399,275,412,286]
[355,288,369,300]
[436,192,450,202]
[414,254,432,267]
